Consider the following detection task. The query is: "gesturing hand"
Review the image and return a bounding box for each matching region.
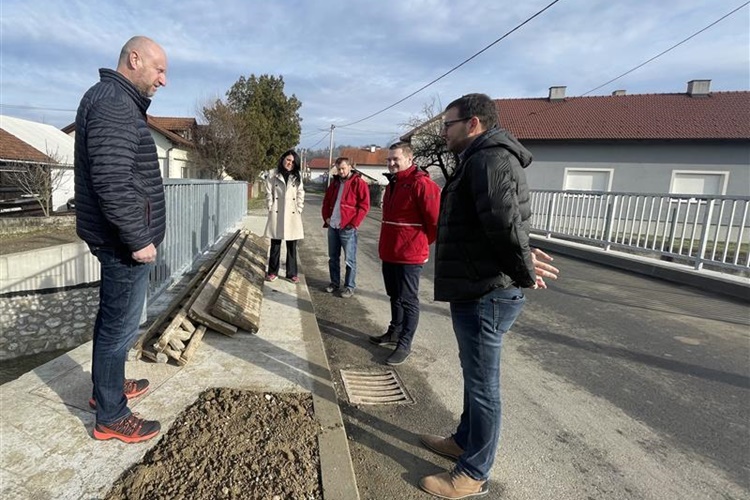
[531,248,559,289]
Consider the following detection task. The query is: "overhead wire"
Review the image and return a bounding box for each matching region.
[503,0,750,127]
[337,0,563,128]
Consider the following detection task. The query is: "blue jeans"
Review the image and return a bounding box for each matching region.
[450,286,526,481]
[327,227,358,290]
[90,247,152,425]
[382,262,423,350]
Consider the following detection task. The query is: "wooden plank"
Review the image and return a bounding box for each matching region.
[187,233,246,336]
[133,230,241,357]
[178,324,206,366]
[180,318,196,333]
[211,233,268,333]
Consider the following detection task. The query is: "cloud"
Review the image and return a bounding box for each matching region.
[1,0,747,148]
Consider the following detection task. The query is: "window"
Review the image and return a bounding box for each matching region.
[670,171,728,196]
[563,168,613,191]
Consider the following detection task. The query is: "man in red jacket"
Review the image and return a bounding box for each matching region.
[321,157,371,298]
[369,142,441,365]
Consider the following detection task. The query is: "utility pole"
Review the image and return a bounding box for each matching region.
[326,124,335,186]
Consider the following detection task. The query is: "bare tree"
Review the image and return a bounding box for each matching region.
[7,148,70,217]
[401,96,457,183]
[191,98,261,180]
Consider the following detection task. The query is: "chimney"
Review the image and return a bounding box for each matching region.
[612,90,626,96]
[687,79,711,97]
[370,146,376,153]
[548,86,566,101]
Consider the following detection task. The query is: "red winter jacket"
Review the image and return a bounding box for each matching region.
[322,172,371,229]
[379,165,441,264]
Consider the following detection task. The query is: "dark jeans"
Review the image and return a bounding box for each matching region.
[268,239,298,278]
[90,247,152,425]
[327,227,357,289]
[382,262,423,350]
[450,286,526,481]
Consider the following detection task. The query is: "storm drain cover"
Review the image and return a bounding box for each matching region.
[340,369,414,405]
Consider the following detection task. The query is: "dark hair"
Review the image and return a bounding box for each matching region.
[334,156,356,168]
[277,149,301,181]
[445,93,499,130]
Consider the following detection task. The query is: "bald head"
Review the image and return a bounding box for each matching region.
[117,36,167,98]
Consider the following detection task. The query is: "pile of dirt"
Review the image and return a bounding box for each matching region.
[105,388,322,500]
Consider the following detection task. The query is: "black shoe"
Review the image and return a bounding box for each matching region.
[386,347,411,366]
[369,331,398,348]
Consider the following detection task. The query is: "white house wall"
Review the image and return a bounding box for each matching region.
[149,131,192,179]
[522,141,750,196]
[52,167,74,211]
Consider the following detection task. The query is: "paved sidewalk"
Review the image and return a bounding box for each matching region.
[0,214,359,500]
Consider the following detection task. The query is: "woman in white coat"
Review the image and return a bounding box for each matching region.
[264,149,305,283]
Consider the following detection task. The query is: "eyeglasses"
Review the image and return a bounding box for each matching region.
[441,117,471,129]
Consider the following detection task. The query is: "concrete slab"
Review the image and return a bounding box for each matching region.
[0,213,359,500]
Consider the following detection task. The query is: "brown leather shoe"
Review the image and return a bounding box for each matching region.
[420,434,464,460]
[419,469,488,499]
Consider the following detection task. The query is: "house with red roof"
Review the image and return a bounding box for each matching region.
[306,157,332,183]
[1,115,75,214]
[405,80,750,196]
[338,146,389,185]
[62,115,202,179]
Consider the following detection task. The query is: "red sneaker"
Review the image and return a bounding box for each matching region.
[93,413,160,443]
[266,273,278,282]
[89,378,150,409]
[289,276,300,284]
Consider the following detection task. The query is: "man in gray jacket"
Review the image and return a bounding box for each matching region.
[74,36,167,443]
[418,93,558,498]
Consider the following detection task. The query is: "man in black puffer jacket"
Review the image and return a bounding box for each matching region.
[418,94,558,499]
[74,36,167,444]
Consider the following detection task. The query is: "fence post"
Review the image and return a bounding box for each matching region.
[604,195,617,251]
[695,199,714,270]
[545,193,556,238]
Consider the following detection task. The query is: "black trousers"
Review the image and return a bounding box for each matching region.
[382,262,423,350]
[268,239,298,277]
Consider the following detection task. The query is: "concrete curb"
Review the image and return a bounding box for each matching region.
[531,235,750,303]
[296,273,360,500]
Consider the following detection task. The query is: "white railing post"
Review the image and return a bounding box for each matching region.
[695,200,715,270]
[603,195,618,251]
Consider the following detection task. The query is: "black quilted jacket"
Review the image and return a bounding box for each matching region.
[434,128,536,302]
[74,69,166,253]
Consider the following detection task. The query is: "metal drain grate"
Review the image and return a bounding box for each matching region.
[340,369,414,405]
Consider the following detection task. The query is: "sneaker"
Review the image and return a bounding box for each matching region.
[386,346,411,366]
[93,413,161,443]
[288,276,300,284]
[419,468,488,498]
[265,273,278,282]
[89,378,150,409]
[369,331,398,348]
[324,283,338,293]
[340,287,354,299]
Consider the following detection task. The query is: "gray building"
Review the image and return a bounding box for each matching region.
[498,81,750,196]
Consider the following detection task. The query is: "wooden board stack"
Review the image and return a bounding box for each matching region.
[135,230,269,366]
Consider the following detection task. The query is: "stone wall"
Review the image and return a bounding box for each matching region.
[0,286,98,360]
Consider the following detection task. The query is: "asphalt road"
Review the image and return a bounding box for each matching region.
[298,192,750,500]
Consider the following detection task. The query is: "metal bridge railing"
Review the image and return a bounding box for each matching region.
[530,190,750,272]
[149,179,248,298]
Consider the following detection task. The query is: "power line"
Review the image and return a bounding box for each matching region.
[581,1,750,97]
[305,132,329,149]
[338,0,562,128]
[503,0,750,129]
[0,103,76,113]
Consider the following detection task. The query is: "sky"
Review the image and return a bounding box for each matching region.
[1,0,748,152]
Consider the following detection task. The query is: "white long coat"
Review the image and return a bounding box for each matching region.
[264,168,305,241]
